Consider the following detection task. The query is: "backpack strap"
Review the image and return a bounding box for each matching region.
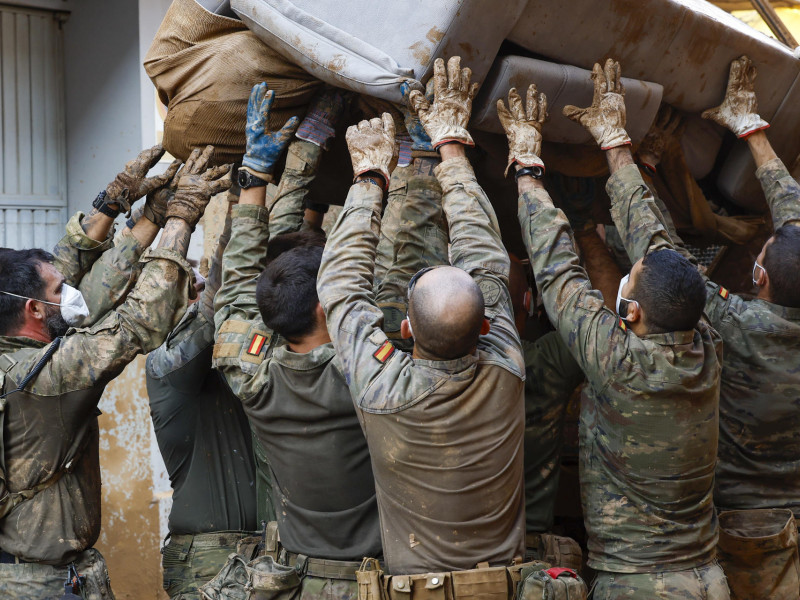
[0,338,84,520]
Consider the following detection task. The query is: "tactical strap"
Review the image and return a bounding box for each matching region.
[0,337,90,520]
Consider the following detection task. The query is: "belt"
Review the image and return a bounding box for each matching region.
[0,550,31,564]
[281,550,362,581]
[167,531,255,549]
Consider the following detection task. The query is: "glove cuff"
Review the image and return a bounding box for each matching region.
[353,168,390,191]
[736,117,770,139]
[143,201,168,229]
[599,130,632,150]
[505,155,545,178]
[430,125,475,149]
[239,165,275,183]
[296,119,337,150]
[241,156,275,178]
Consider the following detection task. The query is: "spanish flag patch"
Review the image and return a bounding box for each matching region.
[247,333,267,356]
[373,340,395,363]
[618,317,627,332]
[718,286,730,300]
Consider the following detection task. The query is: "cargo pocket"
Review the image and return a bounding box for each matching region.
[357,557,388,600]
[162,537,193,594]
[245,555,302,600]
[451,567,508,600]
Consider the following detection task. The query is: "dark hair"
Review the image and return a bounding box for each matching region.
[256,245,323,343]
[632,249,706,333]
[0,248,55,336]
[763,225,800,308]
[266,229,326,263]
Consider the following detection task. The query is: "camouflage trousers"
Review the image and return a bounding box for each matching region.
[0,547,115,600]
[592,563,730,600]
[163,531,254,600]
[717,508,799,600]
[298,573,358,600]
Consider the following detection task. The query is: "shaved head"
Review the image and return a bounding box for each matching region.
[408,266,485,360]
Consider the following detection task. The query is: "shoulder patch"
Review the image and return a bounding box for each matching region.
[247,333,268,356]
[373,341,395,363]
[618,317,627,332]
[478,279,502,306]
[718,286,730,300]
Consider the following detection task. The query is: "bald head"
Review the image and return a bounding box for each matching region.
[408,266,485,360]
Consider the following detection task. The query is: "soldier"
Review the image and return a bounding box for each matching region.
[212,83,381,600]
[0,145,229,598]
[630,56,800,599]
[317,56,526,575]
[497,60,727,598]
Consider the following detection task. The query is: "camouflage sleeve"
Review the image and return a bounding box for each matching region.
[267,139,323,239]
[755,157,800,230]
[518,187,629,383]
[435,156,524,375]
[198,213,232,322]
[376,159,447,347]
[51,212,115,287]
[646,175,700,269]
[76,229,148,327]
[213,204,275,401]
[26,248,193,396]
[606,164,679,264]
[318,181,415,402]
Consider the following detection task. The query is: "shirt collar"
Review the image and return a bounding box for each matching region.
[271,342,337,371]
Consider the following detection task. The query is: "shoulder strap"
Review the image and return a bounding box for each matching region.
[0,337,73,520]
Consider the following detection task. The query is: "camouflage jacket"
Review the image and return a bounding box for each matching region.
[213,201,381,561]
[52,212,147,326]
[0,246,193,564]
[318,156,526,574]
[635,159,800,516]
[519,168,722,573]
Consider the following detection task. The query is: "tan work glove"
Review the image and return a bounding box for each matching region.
[497,84,548,176]
[638,104,684,168]
[142,159,182,228]
[105,145,174,216]
[345,113,397,189]
[702,55,769,138]
[563,59,631,150]
[408,56,479,148]
[165,146,232,230]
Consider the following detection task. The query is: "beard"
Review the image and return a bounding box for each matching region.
[44,305,69,339]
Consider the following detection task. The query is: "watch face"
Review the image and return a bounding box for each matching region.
[237,170,250,188]
[532,166,545,179]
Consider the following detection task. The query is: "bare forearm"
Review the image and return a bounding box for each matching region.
[129,217,160,248]
[239,185,268,207]
[81,208,116,242]
[157,218,193,257]
[747,130,778,168]
[605,145,636,175]
[575,230,622,311]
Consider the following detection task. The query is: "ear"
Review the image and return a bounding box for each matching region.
[26,298,46,322]
[625,300,642,324]
[315,302,327,324]
[400,319,413,339]
[480,318,491,336]
[523,290,532,314]
[756,265,769,288]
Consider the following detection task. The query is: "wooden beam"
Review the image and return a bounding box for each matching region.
[749,0,800,46]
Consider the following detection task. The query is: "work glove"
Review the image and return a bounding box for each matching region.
[496,84,548,176]
[400,80,435,153]
[346,113,397,190]
[166,145,232,230]
[296,86,350,150]
[105,145,174,217]
[638,104,684,168]
[241,82,300,180]
[701,55,769,138]
[408,56,479,149]
[563,59,631,150]
[142,159,182,228]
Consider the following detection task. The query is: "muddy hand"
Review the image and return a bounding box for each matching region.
[345,113,397,189]
[497,84,548,176]
[166,145,232,229]
[143,159,182,228]
[701,55,769,138]
[242,82,300,179]
[106,145,171,216]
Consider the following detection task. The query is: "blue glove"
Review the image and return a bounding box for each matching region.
[242,82,300,177]
[400,80,434,152]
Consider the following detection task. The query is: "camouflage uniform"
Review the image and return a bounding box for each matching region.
[318,156,526,575]
[518,165,725,597]
[147,227,259,600]
[212,178,381,600]
[0,237,193,598]
[375,157,449,350]
[268,139,321,238]
[521,334,584,570]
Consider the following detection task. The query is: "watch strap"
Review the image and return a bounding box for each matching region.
[515,166,545,181]
[93,190,121,218]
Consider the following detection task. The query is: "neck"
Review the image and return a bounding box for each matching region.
[756,288,772,303]
[287,328,331,354]
[8,323,51,344]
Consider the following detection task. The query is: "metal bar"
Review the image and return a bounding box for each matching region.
[750,0,799,47]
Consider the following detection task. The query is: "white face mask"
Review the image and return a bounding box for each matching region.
[406,312,414,338]
[616,274,639,319]
[752,261,766,287]
[0,284,90,327]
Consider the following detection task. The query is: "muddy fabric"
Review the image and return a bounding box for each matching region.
[518,164,722,574]
[163,532,253,600]
[0,548,115,600]
[318,156,526,575]
[267,139,321,238]
[297,573,357,600]
[525,533,583,572]
[717,509,799,600]
[146,306,257,535]
[144,0,321,165]
[51,211,114,292]
[213,204,380,561]
[592,562,730,600]
[375,158,448,350]
[0,248,193,564]
[522,334,584,535]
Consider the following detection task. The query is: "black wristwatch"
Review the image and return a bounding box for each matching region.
[237,169,269,189]
[92,190,121,218]
[515,165,545,181]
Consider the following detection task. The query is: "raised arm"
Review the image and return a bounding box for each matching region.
[213,83,298,400]
[702,55,800,229]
